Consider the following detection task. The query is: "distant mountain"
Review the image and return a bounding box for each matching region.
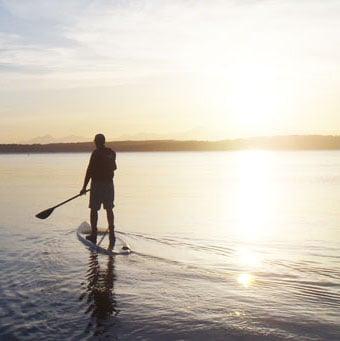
[113,132,166,141]
[113,127,218,141]
[20,127,220,144]
[21,134,89,144]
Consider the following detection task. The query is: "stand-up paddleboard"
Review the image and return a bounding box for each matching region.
[77,221,131,256]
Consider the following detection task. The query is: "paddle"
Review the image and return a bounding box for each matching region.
[35,189,90,219]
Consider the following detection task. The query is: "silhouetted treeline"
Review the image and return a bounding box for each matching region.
[1,135,340,153]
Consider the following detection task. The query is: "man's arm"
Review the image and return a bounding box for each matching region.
[113,151,117,171]
[80,152,95,195]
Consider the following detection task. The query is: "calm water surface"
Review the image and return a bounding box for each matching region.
[0,151,339,340]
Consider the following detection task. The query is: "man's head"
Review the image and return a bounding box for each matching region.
[94,133,105,148]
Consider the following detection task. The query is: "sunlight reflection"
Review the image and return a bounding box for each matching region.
[237,273,254,288]
[227,310,245,317]
[234,150,279,241]
[237,248,262,268]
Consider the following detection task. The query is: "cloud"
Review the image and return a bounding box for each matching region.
[0,0,339,90]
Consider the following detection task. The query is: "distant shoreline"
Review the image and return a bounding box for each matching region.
[1,135,340,153]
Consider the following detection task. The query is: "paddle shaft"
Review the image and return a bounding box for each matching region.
[52,189,90,209]
[36,189,90,219]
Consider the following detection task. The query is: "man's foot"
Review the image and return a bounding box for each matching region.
[86,234,97,244]
[108,237,116,251]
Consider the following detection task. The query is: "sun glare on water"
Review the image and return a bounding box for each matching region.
[233,150,280,241]
[237,248,262,268]
[237,273,255,288]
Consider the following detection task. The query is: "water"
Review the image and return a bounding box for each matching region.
[0,151,339,340]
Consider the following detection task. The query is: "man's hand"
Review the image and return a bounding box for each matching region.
[80,188,87,195]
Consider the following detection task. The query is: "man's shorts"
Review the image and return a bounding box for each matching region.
[89,181,114,210]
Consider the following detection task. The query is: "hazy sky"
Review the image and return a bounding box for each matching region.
[0,0,340,143]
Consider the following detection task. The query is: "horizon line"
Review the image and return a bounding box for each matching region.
[2,134,340,146]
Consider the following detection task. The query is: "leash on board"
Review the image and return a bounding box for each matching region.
[97,228,109,247]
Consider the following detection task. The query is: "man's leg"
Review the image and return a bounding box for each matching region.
[106,208,115,249]
[86,209,98,244]
[91,209,98,231]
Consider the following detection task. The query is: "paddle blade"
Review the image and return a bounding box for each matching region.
[35,207,54,219]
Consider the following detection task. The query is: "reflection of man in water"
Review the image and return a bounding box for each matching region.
[80,252,118,337]
[80,133,117,249]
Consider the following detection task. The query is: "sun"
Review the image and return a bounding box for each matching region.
[207,60,288,136]
[228,62,283,132]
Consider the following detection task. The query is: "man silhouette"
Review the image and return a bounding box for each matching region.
[80,133,117,249]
